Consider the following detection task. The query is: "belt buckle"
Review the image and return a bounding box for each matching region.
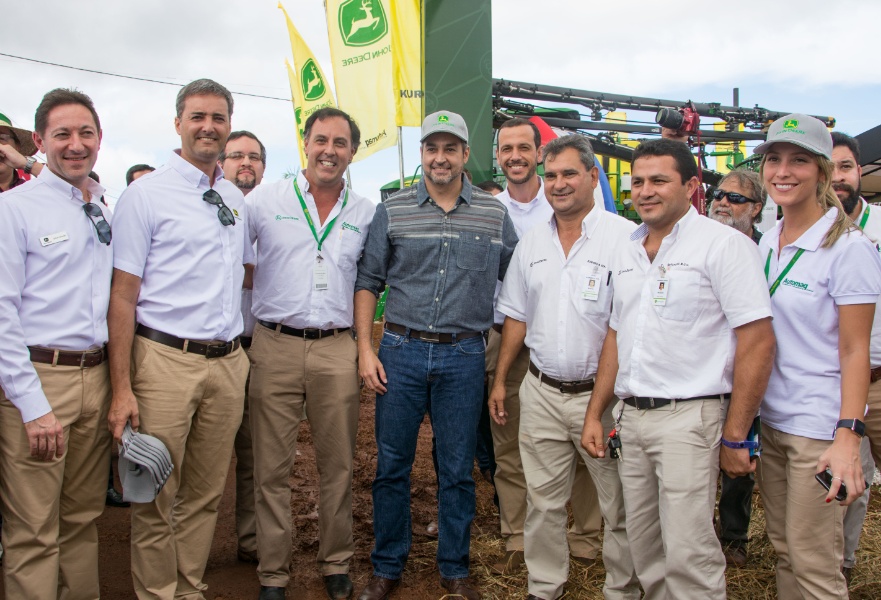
[648,397,656,409]
[205,343,227,359]
[420,331,440,343]
[304,330,321,340]
[559,381,577,394]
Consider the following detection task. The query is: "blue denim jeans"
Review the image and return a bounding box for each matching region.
[370,329,485,580]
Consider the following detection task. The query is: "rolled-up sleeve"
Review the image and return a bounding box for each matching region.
[354,203,390,297]
[112,187,153,277]
[497,212,519,281]
[0,208,51,422]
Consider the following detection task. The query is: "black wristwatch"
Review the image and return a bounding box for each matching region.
[833,419,866,438]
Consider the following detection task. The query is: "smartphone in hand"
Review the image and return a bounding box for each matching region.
[815,469,869,502]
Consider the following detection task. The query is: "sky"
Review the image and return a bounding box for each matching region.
[1,0,879,206]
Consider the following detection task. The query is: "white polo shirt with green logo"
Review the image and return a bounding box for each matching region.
[759,209,881,441]
[854,198,881,368]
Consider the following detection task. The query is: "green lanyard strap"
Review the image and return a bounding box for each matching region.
[765,247,805,297]
[293,177,348,252]
[859,203,870,229]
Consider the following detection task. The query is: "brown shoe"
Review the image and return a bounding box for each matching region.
[570,555,596,568]
[440,577,480,600]
[723,543,748,568]
[842,565,853,587]
[357,576,399,600]
[490,550,524,575]
[481,469,493,484]
[237,547,259,563]
[425,520,439,538]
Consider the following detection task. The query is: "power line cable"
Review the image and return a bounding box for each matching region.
[0,52,292,102]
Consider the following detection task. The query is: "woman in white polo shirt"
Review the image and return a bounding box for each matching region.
[754,114,881,600]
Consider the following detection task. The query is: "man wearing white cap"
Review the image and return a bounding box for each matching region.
[355,110,518,600]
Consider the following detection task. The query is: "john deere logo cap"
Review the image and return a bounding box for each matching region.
[753,113,833,160]
[300,59,326,102]
[421,110,469,144]
[339,0,388,47]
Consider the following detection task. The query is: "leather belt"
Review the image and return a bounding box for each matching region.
[29,346,106,368]
[871,366,881,383]
[257,320,349,340]
[136,324,240,359]
[622,393,732,410]
[385,322,482,344]
[491,323,503,334]
[528,361,595,394]
[240,336,252,349]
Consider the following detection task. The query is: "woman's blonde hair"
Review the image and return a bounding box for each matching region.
[760,151,856,248]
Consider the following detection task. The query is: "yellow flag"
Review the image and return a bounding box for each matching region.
[284,59,308,168]
[325,0,397,161]
[279,3,337,167]
[390,0,422,127]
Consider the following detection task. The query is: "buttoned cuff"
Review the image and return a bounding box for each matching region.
[833,293,881,306]
[11,389,52,424]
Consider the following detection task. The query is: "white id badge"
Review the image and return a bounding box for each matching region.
[40,231,69,246]
[652,278,669,306]
[581,275,600,301]
[313,263,329,291]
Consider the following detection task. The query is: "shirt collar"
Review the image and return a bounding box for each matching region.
[500,179,545,211]
[787,209,836,252]
[416,173,473,206]
[169,149,224,189]
[298,173,349,202]
[855,197,867,222]
[550,198,603,236]
[630,205,697,241]
[38,166,105,204]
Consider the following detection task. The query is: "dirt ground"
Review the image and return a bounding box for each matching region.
[2,322,879,598]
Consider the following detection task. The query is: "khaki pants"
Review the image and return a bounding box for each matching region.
[618,398,728,600]
[234,389,256,554]
[485,328,602,555]
[249,324,360,586]
[129,335,249,600]
[519,373,640,600]
[0,361,111,600]
[756,425,848,600]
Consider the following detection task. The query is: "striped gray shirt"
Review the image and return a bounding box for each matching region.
[355,177,518,333]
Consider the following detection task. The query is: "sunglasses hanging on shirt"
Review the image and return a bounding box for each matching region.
[82,202,112,245]
[710,189,759,205]
[202,189,235,226]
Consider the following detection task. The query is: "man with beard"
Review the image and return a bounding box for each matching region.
[705,168,767,568]
[355,111,518,600]
[220,130,266,566]
[245,108,372,600]
[831,132,879,586]
[485,118,604,576]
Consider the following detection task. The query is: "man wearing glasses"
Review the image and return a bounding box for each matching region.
[0,88,112,599]
[708,170,767,245]
[245,108,373,600]
[108,79,254,600]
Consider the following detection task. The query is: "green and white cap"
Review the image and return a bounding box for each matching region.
[754,113,832,160]
[421,110,469,144]
[0,112,38,156]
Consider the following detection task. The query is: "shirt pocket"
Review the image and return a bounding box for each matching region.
[654,269,700,322]
[456,232,490,271]
[577,265,610,316]
[334,228,364,267]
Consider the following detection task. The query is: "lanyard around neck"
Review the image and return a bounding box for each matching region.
[293,177,348,252]
[765,247,805,297]
[860,203,871,229]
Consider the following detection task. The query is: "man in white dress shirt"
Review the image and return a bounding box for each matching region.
[220,130,266,565]
[581,138,776,599]
[245,107,374,600]
[0,88,112,600]
[107,79,254,600]
[490,134,639,600]
[485,119,603,575]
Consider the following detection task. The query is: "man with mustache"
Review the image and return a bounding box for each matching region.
[485,118,604,576]
[220,130,266,566]
[245,108,373,600]
[108,78,254,600]
[355,111,518,600]
[831,132,879,586]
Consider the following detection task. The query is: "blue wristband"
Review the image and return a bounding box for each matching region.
[721,437,760,450]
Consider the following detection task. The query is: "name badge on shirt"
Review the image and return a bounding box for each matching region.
[40,232,69,247]
[652,278,669,306]
[581,275,601,301]
[313,263,329,291]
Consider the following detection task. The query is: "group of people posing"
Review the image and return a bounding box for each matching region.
[0,77,878,600]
